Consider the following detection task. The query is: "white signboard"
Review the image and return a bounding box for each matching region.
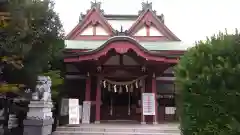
[82,101,91,124]
[69,99,79,124]
[165,107,176,115]
[142,93,156,116]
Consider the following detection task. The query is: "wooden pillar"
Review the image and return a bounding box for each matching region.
[95,75,102,123]
[152,73,158,124]
[82,72,91,124]
[141,79,146,124]
[85,73,91,101]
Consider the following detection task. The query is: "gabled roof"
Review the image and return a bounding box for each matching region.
[127,2,180,41]
[65,2,115,40]
[64,36,179,64]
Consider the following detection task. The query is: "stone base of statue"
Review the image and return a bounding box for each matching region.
[23,101,53,135]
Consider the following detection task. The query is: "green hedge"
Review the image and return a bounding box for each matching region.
[175,32,240,135]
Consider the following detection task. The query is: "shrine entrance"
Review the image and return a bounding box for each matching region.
[64,36,179,124]
[100,77,144,123]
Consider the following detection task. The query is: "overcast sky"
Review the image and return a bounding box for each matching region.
[54,0,240,44]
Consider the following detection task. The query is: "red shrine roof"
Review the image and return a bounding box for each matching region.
[66,2,115,39]
[127,9,180,41]
[64,36,181,63]
[64,1,189,63]
[65,1,180,42]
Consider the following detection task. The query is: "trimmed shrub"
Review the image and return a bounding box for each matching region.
[175,32,240,135]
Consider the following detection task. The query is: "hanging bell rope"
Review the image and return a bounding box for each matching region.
[128,90,131,115]
[110,94,113,116]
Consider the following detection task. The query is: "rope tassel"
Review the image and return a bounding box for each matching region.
[103,80,106,88]
[114,85,117,93]
[135,81,138,88]
[108,84,111,91]
[119,85,123,94]
[130,84,133,93]
[139,80,142,86]
[125,85,128,92]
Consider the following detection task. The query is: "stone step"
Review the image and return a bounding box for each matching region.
[56,124,180,134]
[56,127,179,134]
[54,124,180,135]
[53,131,180,135]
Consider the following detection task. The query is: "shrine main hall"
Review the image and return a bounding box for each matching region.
[63,1,189,124]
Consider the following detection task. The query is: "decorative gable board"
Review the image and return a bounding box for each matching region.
[149,26,163,36]
[133,25,163,36]
[128,10,180,41]
[66,8,114,40]
[80,25,93,35]
[79,25,108,36]
[133,26,147,36]
[96,25,108,35]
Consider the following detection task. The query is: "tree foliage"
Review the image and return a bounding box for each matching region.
[175,31,240,135]
[0,0,64,95]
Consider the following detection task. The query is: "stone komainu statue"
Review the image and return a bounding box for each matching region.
[32,76,52,101]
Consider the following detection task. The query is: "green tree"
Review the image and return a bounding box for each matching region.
[175,31,240,135]
[0,0,64,95]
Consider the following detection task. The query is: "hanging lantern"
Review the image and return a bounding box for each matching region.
[103,80,106,88]
[125,85,128,92]
[108,84,111,91]
[119,85,123,94]
[130,84,133,92]
[135,81,138,88]
[114,85,117,93]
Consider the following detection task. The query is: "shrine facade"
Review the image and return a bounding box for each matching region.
[63,1,188,124]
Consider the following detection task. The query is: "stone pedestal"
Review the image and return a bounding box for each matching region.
[23,119,53,135]
[27,101,53,119]
[24,101,53,135]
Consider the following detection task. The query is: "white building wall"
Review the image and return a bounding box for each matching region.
[80,25,93,35]
[96,26,108,35]
[134,26,147,36]
[149,26,163,36]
